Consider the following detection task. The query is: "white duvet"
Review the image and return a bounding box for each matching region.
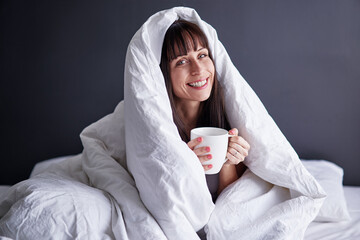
[0,7,326,240]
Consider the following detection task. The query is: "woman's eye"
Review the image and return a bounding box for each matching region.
[176,59,187,66]
[199,53,207,58]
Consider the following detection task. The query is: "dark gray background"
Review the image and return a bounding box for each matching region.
[1,0,359,185]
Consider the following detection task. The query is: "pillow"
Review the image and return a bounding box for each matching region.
[0,173,114,238]
[301,160,351,222]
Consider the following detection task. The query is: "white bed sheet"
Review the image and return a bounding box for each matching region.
[0,168,359,240]
[305,186,360,240]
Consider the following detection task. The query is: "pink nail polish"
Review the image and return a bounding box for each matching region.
[205,147,210,152]
[197,137,202,142]
[207,154,212,159]
[208,164,213,168]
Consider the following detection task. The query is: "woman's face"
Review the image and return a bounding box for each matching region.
[169,45,215,105]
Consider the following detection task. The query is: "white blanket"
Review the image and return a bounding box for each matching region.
[0,7,326,240]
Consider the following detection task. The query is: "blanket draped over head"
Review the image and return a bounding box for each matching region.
[0,7,326,240]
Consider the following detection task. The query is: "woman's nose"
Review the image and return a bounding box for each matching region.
[190,60,202,75]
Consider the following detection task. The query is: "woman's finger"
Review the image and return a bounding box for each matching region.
[229,136,250,151]
[198,154,212,164]
[187,137,203,150]
[229,128,238,136]
[202,164,213,171]
[226,149,244,165]
[193,146,211,156]
[228,142,248,157]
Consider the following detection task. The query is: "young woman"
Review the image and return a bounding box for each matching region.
[160,20,250,202]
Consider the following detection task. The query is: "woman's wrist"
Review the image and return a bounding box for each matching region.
[218,163,238,195]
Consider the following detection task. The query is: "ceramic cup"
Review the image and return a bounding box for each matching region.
[190,127,234,174]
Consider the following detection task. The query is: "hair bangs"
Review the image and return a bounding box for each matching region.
[166,21,209,61]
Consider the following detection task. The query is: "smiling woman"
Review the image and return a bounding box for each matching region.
[159,19,251,239]
[159,20,249,223]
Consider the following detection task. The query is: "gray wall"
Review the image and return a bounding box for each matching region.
[1,0,359,185]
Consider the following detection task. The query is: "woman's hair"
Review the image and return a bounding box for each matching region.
[160,19,230,142]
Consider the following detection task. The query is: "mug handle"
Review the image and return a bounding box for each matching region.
[224,134,236,162]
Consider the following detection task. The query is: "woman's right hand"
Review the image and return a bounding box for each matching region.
[187,137,213,171]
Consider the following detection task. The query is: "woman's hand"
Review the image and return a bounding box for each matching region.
[225,128,250,166]
[217,128,250,195]
[187,137,213,171]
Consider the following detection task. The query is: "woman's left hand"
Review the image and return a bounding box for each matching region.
[225,128,250,165]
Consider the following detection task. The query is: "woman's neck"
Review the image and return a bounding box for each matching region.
[175,99,201,133]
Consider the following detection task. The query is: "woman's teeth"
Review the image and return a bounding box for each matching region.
[188,79,207,87]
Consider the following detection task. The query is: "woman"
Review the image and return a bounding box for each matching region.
[160,20,251,201]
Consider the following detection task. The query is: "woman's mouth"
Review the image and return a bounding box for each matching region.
[187,78,208,88]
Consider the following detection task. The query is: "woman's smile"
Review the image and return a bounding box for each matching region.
[187,78,209,89]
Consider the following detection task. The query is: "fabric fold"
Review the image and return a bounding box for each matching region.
[80,101,166,239]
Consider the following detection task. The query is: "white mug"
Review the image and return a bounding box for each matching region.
[190,127,234,174]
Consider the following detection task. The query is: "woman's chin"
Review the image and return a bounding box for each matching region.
[197,94,211,102]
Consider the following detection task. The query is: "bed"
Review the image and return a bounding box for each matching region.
[0,156,359,239]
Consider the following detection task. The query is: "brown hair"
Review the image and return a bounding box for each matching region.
[160,19,230,142]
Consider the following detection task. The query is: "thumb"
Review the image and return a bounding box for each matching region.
[229,128,238,136]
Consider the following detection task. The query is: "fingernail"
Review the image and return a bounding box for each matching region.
[229,130,234,135]
[205,147,210,152]
[207,154,212,159]
[197,137,202,142]
[208,164,213,168]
